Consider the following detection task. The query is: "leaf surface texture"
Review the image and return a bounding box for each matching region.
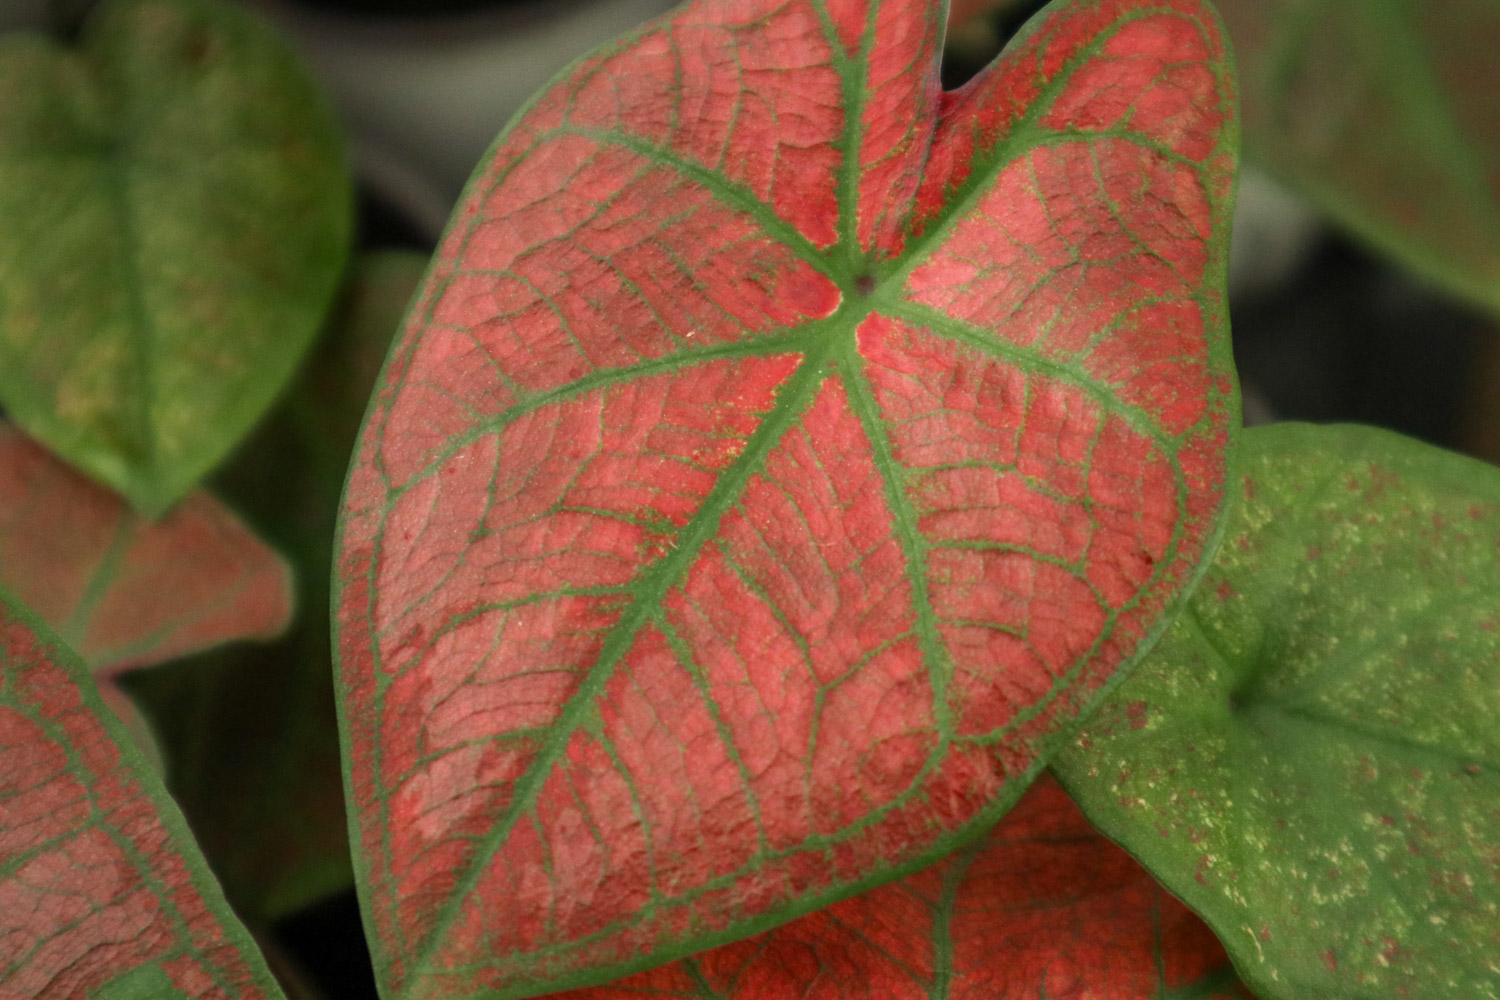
[0,590,286,1000]
[1057,423,1500,999]
[335,0,1239,995]
[558,775,1251,999]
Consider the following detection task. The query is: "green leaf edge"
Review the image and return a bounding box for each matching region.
[1239,0,1500,316]
[0,581,287,1000]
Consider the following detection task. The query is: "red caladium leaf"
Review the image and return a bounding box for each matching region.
[556,775,1252,999]
[0,589,286,1000]
[0,423,293,675]
[334,0,1238,996]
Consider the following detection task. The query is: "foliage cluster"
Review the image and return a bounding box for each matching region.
[0,0,1496,999]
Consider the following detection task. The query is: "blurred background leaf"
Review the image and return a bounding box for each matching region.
[0,420,293,674]
[1219,0,1500,316]
[0,0,353,515]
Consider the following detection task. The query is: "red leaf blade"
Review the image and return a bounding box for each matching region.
[557,776,1251,999]
[0,591,284,1000]
[0,424,293,673]
[335,1,1238,996]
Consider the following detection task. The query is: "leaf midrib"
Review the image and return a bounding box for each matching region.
[103,138,157,486]
[398,319,854,994]
[1242,696,1497,774]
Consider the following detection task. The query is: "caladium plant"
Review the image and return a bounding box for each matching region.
[1,0,1497,999]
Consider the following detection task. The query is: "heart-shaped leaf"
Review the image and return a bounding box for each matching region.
[553,774,1250,999]
[335,0,1238,996]
[1217,0,1500,314]
[1054,423,1500,999]
[0,0,352,516]
[0,422,293,674]
[0,588,286,1000]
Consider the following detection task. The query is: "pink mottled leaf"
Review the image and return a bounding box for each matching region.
[0,588,285,1000]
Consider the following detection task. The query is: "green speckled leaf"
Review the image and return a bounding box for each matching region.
[1055,423,1500,1000]
[0,0,351,516]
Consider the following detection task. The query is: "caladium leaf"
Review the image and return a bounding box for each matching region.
[1216,0,1500,314]
[335,0,1238,996]
[1054,423,1500,999]
[0,588,286,1000]
[0,0,352,517]
[554,774,1251,999]
[0,422,293,674]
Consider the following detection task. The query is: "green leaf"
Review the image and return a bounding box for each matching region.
[0,0,353,516]
[0,586,286,1000]
[1217,0,1500,313]
[1055,422,1500,999]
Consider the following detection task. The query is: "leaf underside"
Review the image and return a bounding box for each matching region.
[553,774,1251,999]
[0,590,285,1000]
[1218,0,1500,314]
[334,0,1238,996]
[0,0,351,516]
[1056,423,1500,1000]
[0,423,293,674]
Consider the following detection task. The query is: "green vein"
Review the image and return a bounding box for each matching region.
[557,124,839,278]
[836,341,954,758]
[595,727,661,901]
[104,144,154,474]
[1247,700,1499,775]
[399,332,841,991]
[683,958,729,1000]
[815,0,876,269]
[657,610,771,852]
[928,837,984,1000]
[885,6,1225,289]
[880,297,1174,445]
[381,333,817,499]
[60,516,134,650]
